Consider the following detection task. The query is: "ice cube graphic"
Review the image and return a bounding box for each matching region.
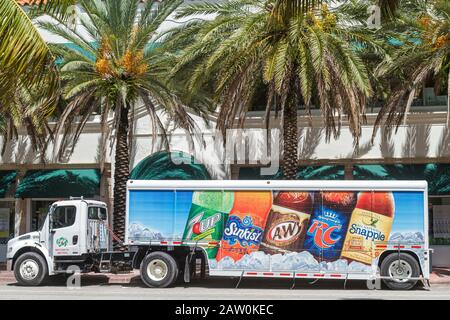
[212,250,375,273]
[325,259,349,272]
[233,251,270,270]
[389,231,424,244]
[127,222,163,241]
[389,232,402,242]
[264,251,321,271]
[292,251,320,270]
[270,253,287,270]
[217,256,237,269]
[208,259,218,270]
[348,261,372,273]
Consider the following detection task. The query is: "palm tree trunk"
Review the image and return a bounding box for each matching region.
[282,78,299,180]
[113,105,130,250]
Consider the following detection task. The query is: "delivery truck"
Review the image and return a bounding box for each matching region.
[6,180,430,290]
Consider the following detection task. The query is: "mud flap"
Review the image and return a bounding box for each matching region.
[184,255,191,283]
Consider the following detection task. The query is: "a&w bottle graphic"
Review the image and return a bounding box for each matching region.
[341,192,395,265]
[183,191,234,258]
[261,192,312,254]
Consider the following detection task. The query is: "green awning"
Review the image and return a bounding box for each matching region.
[0,171,17,198]
[15,169,101,198]
[131,151,211,180]
[353,163,450,195]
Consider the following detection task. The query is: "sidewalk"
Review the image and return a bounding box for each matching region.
[1,268,450,285]
[0,270,142,285]
[429,268,450,284]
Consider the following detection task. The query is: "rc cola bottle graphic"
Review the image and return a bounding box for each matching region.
[304,191,357,261]
[216,191,273,262]
[183,191,234,258]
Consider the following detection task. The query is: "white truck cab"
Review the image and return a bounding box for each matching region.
[5,198,131,286]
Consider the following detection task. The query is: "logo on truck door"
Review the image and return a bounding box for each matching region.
[56,237,69,247]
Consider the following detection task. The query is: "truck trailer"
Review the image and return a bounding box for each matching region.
[6,180,430,290]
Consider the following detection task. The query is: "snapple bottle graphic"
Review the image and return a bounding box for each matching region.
[260,192,312,255]
[183,191,234,258]
[304,192,357,261]
[216,191,273,262]
[341,192,395,265]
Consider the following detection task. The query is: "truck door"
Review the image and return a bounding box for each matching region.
[87,206,109,252]
[50,205,80,256]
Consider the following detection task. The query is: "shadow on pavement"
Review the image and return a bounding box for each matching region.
[7,274,110,288]
[122,276,428,291]
[5,274,428,292]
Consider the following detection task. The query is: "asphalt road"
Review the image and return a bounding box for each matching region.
[0,276,448,300]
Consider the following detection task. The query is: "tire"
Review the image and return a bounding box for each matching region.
[140,252,179,288]
[380,252,420,290]
[13,252,48,286]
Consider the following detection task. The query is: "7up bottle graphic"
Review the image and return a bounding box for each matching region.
[184,212,222,240]
[183,191,234,258]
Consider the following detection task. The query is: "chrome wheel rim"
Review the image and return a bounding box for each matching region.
[147,259,168,281]
[19,259,39,281]
[388,259,413,283]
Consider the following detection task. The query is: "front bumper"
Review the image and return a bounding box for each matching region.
[6,259,12,272]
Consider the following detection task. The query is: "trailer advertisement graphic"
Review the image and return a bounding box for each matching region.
[128,189,425,273]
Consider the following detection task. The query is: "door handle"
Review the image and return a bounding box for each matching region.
[72,235,78,245]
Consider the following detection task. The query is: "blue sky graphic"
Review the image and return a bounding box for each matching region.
[128,190,193,238]
[390,191,424,233]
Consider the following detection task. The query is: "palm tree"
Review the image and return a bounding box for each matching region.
[373,0,449,134]
[39,0,209,248]
[0,80,56,160]
[167,0,377,179]
[0,0,75,111]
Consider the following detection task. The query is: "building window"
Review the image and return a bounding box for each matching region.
[0,201,15,263]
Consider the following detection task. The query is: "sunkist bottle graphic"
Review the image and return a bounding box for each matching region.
[304,191,357,261]
[341,192,395,265]
[216,191,273,262]
[183,191,234,258]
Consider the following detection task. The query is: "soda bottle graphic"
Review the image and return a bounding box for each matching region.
[216,191,273,262]
[341,192,395,265]
[304,191,357,261]
[183,191,234,258]
[260,192,313,255]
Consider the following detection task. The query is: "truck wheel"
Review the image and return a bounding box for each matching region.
[14,252,48,286]
[140,252,178,288]
[380,253,420,290]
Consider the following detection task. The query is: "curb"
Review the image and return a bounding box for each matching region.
[0,271,142,285]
